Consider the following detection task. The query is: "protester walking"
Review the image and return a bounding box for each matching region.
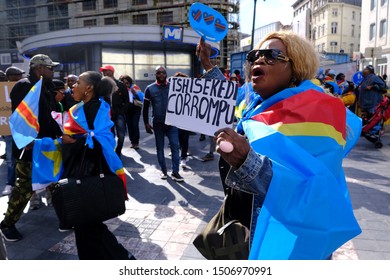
[61,71,135,260]
[142,66,184,182]
[0,54,63,241]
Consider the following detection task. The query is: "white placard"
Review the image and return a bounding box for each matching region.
[165,77,238,136]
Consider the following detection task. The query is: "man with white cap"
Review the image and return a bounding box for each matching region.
[0,54,63,241]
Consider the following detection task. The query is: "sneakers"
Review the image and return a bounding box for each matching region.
[29,192,41,210]
[1,185,12,196]
[201,153,214,162]
[0,224,23,242]
[171,172,184,182]
[160,172,168,180]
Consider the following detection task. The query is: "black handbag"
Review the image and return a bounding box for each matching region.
[51,145,126,228]
[192,193,250,260]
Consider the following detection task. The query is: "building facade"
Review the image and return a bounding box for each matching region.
[361,0,389,76]
[0,0,240,85]
[311,0,362,57]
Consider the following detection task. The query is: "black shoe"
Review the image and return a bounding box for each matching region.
[200,153,214,162]
[160,172,168,180]
[58,223,74,232]
[171,172,184,182]
[0,154,6,160]
[0,224,23,242]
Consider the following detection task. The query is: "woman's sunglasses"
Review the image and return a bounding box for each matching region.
[246,49,290,65]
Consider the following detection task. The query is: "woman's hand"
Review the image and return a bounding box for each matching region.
[214,128,251,169]
[62,134,76,144]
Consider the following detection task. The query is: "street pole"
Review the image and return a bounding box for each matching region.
[250,0,258,50]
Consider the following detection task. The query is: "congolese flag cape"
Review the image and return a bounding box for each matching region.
[63,99,128,196]
[239,80,361,259]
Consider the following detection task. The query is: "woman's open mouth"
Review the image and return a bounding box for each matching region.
[252,66,264,78]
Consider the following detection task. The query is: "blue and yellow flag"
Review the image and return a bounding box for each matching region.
[9,77,42,149]
[64,99,128,197]
[239,80,361,259]
[32,137,63,191]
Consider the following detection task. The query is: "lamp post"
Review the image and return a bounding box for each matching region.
[250,0,258,50]
[250,0,266,50]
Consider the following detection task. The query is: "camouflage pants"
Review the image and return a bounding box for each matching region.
[1,160,34,227]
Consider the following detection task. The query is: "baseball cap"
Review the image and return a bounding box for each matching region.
[99,65,115,72]
[328,69,336,75]
[29,54,60,68]
[5,66,25,76]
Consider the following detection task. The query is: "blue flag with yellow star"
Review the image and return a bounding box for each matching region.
[32,137,63,190]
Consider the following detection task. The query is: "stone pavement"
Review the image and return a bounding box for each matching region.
[0,126,389,260]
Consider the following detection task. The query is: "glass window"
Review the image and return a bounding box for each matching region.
[370,23,376,40]
[49,19,69,31]
[332,8,338,17]
[132,0,147,4]
[352,11,355,20]
[352,25,355,37]
[134,50,164,65]
[48,4,68,18]
[82,0,96,11]
[102,48,134,78]
[84,19,97,27]
[157,11,173,24]
[104,17,119,25]
[331,22,337,34]
[166,53,190,65]
[133,14,148,25]
[371,0,377,10]
[104,0,118,9]
[381,0,388,6]
[380,19,387,37]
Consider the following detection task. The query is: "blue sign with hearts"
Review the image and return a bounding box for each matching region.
[188,2,228,42]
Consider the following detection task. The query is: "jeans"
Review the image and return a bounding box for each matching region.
[2,135,16,186]
[178,129,190,159]
[126,107,141,145]
[112,114,126,158]
[153,125,180,174]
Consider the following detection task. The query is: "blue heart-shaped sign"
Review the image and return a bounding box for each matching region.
[188,3,228,42]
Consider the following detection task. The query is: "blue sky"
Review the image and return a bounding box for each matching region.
[239,0,295,34]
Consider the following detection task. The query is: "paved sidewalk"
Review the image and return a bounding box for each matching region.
[0,126,389,260]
